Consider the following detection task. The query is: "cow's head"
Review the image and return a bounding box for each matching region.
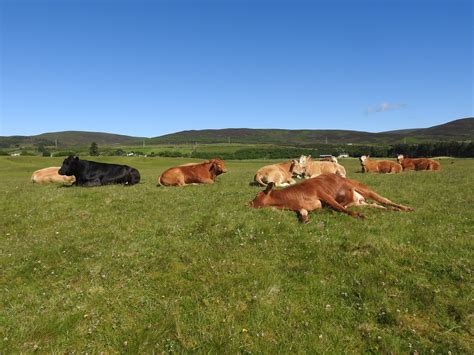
[248,182,274,208]
[209,159,227,176]
[58,155,80,176]
[290,159,305,177]
[397,154,404,163]
[359,155,368,165]
[299,155,311,165]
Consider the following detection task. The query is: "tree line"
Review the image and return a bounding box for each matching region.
[4,140,472,159]
[187,141,474,160]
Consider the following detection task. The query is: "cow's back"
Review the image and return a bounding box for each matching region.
[306,161,339,177]
[159,164,211,186]
[32,167,75,184]
[377,160,402,173]
[254,162,293,186]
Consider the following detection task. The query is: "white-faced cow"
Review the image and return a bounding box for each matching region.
[58,156,140,187]
[397,155,440,171]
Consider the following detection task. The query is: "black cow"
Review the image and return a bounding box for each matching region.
[58,156,140,187]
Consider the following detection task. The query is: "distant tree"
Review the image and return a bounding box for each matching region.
[37,143,50,157]
[89,142,99,156]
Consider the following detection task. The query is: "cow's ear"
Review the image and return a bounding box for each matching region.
[307,155,311,159]
[264,182,274,195]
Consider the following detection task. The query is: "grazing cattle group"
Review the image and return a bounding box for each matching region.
[30,152,441,223]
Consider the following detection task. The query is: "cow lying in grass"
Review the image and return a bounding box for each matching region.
[31,167,76,185]
[58,156,140,187]
[249,174,413,223]
[253,160,304,187]
[397,154,440,171]
[157,159,227,186]
[299,155,347,178]
[359,155,402,174]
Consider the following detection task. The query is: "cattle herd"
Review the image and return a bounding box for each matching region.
[30,154,441,223]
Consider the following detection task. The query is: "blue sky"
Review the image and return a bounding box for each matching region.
[1,0,472,137]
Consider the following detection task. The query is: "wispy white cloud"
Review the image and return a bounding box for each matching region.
[366,102,407,114]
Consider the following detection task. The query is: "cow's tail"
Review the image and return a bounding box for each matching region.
[252,173,267,187]
[128,168,141,185]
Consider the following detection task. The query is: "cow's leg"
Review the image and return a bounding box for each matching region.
[82,178,102,187]
[345,190,387,209]
[355,187,413,211]
[318,191,365,218]
[296,209,309,223]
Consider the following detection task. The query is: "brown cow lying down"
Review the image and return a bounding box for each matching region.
[253,160,304,187]
[249,174,413,223]
[157,159,227,186]
[359,155,402,174]
[299,155,347,178]
[397,154,440,171]
[31,167,76,185]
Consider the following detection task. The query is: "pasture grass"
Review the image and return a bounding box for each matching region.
[0,156,473,353]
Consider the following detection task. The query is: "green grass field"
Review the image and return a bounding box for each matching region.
[1,157,473,353]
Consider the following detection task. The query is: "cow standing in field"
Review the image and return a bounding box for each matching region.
[359,155,402,174]
[58,156,140,186]
[157,159,227,186]
[299,155,347,178]
[397,154,440,171]
[249,174,413,223]
[253,160,304,187]
[31,167,76,185]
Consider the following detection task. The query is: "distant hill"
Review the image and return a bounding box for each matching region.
[148,117,474,145]
[1,117,472,148]
[0,131,143,148]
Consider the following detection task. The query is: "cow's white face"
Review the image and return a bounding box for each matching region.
[397,154,404,162]
[291,160,305,176]
[359,155,368,164]
[299,155,310,165]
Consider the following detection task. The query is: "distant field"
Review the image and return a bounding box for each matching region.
[1,157,473,352]
[118,143,282,155]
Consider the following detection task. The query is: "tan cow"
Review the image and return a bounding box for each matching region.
[397,155,440,171]
[359,155,402,174]
[157,159,227,186]
[320,156,338,163]
[249,174,413,223]
[253,160,304,187]
[31,167,76,184]
[299,155,347,178]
